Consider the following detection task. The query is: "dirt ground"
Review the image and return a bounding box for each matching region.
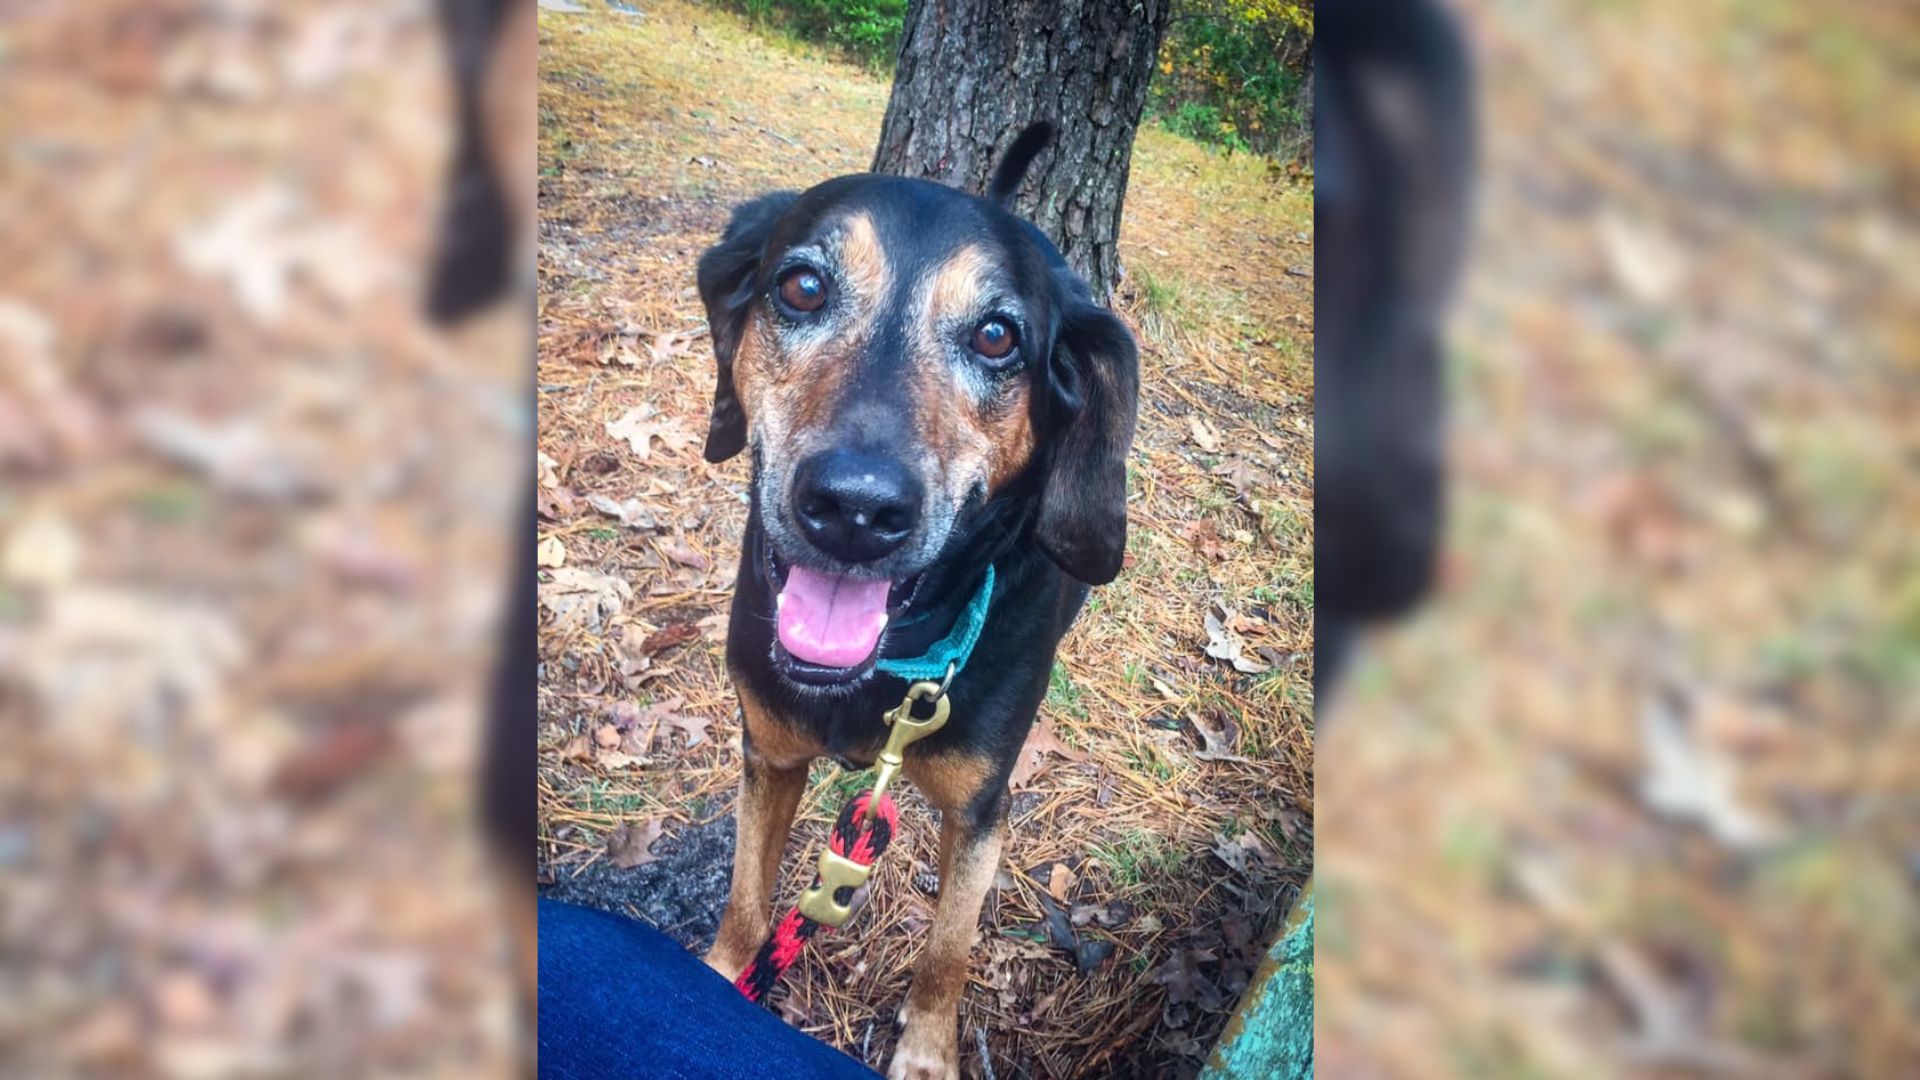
[533,1,1314,1077]
[1,2,523,1075]
[1320,2,1920,1077]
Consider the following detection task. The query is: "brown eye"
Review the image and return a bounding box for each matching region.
[777,268,827,313]
[971,317,1016,360]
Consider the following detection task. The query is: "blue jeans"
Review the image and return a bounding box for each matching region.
[537,898,881,1079]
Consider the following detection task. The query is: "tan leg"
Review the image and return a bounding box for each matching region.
[704,746,809,980]
[888,810,1006,1080]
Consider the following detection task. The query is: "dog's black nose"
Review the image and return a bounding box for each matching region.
[791,450,922,563]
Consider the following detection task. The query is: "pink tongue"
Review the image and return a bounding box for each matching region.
[777,566,892,668]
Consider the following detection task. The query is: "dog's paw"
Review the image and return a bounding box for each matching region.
[887,1009,959,1080]
[886,1041,958,1080]
[701,947,747,983]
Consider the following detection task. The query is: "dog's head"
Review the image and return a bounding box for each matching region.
[695,126,1138,681]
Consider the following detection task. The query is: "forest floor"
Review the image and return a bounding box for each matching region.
[1320,2,1920,1077]
[533,1,1314,1078]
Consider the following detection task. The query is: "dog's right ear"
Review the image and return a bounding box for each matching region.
[696,191,797,463]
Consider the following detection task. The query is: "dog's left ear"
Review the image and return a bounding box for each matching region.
[1037,276,1140,585]
[696,191,796,463]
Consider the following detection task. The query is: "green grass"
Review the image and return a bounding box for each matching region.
[1120,744,1178,784]
[1132,264,1189,345]
[1093,829,1187,890]
[1046,661,1089,721]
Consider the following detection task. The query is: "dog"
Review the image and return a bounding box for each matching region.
[694,123,1140,1080]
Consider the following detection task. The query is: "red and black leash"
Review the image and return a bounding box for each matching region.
[731,675,955,1004]
[733,792,900,1002]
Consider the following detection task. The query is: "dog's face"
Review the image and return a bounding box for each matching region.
[698,176,1138,681]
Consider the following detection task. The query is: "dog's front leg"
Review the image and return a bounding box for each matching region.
[705,740,809,980]
[890,807,1007,1080]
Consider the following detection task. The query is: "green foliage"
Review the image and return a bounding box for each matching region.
[729,0,907,68]
[1151,0,1313,162]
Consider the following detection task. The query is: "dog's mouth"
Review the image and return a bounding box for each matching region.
[765,547,924,684]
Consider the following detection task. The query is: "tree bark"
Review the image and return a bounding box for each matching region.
[870,0,1170,303]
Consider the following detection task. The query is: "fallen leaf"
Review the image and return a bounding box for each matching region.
[599,335,641,366]
[1638,689,1778,850]
[663,539,710,570]
[656,710,713,748]
[1202,605,1270,674]
[609,695,711,749]
[605,406,698,463]
[1047,863,1077,903]
[648,330,698,362]
[539,568,632,632]
[559,734,591,761]
[586,493,659,530]
[640,622,701,656]
[1188,415,1221,453]
[1070,899,1136,929]
[1181,519,1229,561]
[535,535,567,568]
[593,749,642,770]
[536,484,578,521]
[1212,457,1271,500]
[1009,715,1089,789]
[1151,947,1226,1012]
[1189,709,1250,762]
[605,819,664,868]
[1212,830,1275,877]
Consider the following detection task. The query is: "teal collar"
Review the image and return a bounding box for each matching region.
[874,565,995,682]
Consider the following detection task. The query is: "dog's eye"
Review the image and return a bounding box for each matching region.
[777,268,827,313]
[971,317,1017,361]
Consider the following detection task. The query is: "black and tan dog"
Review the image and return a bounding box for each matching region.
[694,124,1139,1080]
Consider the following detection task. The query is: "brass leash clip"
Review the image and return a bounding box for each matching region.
[795,673,953,927]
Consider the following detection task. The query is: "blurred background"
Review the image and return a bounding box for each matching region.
[1318,0,1919,1076]
[0,1,529,1075]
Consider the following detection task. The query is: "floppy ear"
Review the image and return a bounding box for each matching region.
[695,192,796,463]
[1036,282,1140,585]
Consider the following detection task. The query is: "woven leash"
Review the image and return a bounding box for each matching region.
[733,791,899,1003]
[730,671,960,1005]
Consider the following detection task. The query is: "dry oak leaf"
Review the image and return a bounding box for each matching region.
[606,819,665,869]
[1188,709,1250,762]
[1212,457,1272,499]
[1009,715,1089,790]
[605,406,697,463]
[1181,519,1229,562]
[1188,416,1221,453]
[1203,605,1270,675]
[540,567,631,632]
[586,493,658,530]
[1047,862,1078,903]
[535,535,566,568]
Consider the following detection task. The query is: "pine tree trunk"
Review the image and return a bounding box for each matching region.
[870,0,1170,303]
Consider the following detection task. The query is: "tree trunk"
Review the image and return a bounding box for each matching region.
[870,0,1170,303]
